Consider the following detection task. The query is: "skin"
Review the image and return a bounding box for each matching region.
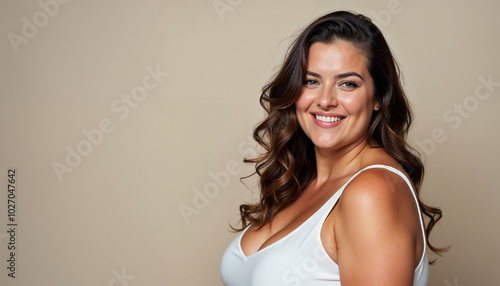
[240,41,424,285]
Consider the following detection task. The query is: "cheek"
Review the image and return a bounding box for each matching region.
[341,96,359,112]
[341,94,372,115]
[295,92,311,112]
[295,93,312,126]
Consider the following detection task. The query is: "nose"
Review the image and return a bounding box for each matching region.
[316,85,338,109]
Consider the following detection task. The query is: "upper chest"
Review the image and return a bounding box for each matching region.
[240,178,350,256]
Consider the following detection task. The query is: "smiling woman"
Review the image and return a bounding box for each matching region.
[220,10,447,286]
[296,41,375,151]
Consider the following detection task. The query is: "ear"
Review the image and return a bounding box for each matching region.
[373,102,380,111]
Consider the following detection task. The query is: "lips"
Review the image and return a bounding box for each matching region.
[314,114,344,123]
[310,112,345,127]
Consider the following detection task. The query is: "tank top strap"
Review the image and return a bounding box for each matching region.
[316,164,427,248]
[357,165,427,247]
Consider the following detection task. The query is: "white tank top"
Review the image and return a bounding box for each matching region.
[220,165,429,286]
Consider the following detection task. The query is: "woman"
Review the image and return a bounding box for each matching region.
[220,11,445,285]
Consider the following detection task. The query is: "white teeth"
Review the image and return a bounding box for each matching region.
[315,115,343,123]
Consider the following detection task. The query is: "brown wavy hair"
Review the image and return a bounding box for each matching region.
[236,11,447,257]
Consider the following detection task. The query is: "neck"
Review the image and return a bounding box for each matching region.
[314,137,371,185]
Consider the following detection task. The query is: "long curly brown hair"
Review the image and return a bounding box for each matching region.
[236,11,447,256]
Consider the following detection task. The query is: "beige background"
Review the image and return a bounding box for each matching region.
[0,0,499,285]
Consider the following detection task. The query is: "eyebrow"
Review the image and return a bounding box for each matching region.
[306,71,364,81]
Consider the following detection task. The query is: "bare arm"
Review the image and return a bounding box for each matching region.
[334,168,421,285]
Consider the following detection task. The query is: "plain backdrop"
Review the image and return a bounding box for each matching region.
[0,0,499,285]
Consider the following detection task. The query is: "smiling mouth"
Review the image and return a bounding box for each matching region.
[314,115,345,123]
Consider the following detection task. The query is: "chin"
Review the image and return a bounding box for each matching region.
[311,140,338,150]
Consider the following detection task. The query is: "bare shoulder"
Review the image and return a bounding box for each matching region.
[333,166,421,285]
[339,166,415,212]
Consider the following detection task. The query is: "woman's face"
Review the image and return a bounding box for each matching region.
[295,40,377,152]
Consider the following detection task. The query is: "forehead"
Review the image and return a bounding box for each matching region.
[306,41,368,75]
